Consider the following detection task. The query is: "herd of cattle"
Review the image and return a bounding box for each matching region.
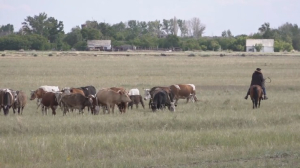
[0,84,198,116]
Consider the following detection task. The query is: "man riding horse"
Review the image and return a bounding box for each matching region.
[244,68,268,100]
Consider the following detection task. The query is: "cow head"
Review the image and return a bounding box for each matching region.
[30,90,37,100]
[87,94,100,115]
[150,102,157,112]
[143,89,151,100]
[120,94,131,103]
[169,102,176,112]
[54,92,62,103]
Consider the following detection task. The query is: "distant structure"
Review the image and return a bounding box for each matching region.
[87,40,111,51]
[246,39,274,52]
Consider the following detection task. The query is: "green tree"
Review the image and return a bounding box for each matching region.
[22,12,64,42]
[74,41,87,51]
[274,40,293,52]
[254,43,263,52]
[163,34,179,48]
[64,27,83,47]
[0,24,14,36]
[81,28,101,40]
[162,19,171,34]
[209,40,220,51]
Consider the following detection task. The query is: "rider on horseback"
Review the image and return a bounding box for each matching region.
[244,68,268,100]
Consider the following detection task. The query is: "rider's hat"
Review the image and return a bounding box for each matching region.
[256,68,261,71]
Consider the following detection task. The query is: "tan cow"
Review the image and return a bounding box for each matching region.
[109,87,129,113]
[169,84,198,105]
[96,89,131,114]
[12,91,27,115]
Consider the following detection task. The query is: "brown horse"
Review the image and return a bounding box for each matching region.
[250,85,263,109]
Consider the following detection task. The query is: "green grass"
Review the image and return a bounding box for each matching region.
[0,52,300,167]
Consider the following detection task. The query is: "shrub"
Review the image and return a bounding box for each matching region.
[1,54,5,56]
[48,53,53,56]
[34,54,37,57]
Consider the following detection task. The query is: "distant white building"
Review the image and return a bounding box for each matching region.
[246,39,274,52]
[87,40,111,51]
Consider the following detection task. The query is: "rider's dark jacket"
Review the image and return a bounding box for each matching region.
[250,70,264,87]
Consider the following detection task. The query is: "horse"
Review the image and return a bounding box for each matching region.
[250,85,263,109]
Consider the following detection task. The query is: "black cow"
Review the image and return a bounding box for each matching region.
[151,90,168,112]
[79,86,97,97]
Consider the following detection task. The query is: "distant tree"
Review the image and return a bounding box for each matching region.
[209,40,220,51]
[258,22,273,38]
[64,26,83,47]
[254,43,263,52]
[22,12,64,43]
[162,19,171,34]
[188,17,206,39]
[221,29,233,37]
[177,19,188,37]
[74,41,87,51]
[0,24,14,36]
[169,17,178,36]
[274,40,293,52]
[147,20,162,37]
[180,38,200,50]
[163,34,179,48]
[81,28,101,40]
[85,20,98,29]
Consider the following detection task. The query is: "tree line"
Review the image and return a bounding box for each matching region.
[0,12,299,52]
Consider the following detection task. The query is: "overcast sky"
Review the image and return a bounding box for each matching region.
[0,0,299,36]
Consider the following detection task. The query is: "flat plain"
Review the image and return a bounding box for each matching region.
[0,51,300,168]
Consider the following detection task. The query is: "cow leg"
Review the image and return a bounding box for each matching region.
[42,106,44,115]
[107,104,111,114]
[18,107,21,115]
[51,106,56,115]
[175,98,179,106]
[148,99,152,109]
[112,104,115,114]
[21,107,24,115]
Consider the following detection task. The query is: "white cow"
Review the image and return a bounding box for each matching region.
[39,85,60,92]
[128,88,140,96]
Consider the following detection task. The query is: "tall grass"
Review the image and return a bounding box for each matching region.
[0,53,300,167]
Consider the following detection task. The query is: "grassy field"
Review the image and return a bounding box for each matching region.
[0,51,300,167]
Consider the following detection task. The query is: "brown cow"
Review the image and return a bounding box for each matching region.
[12,91,27,115]
[169,84,198,105]
[96,89,131,114]
[60,93,94,115]
[70,88,85,96]
[41,92,59,115]
[110,87,129,113]
[30,86,60,109]
[128,95,145,109]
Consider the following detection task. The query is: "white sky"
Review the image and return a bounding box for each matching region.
[0,0,299,36]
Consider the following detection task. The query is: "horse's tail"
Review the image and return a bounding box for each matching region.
[253,86,258,108]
